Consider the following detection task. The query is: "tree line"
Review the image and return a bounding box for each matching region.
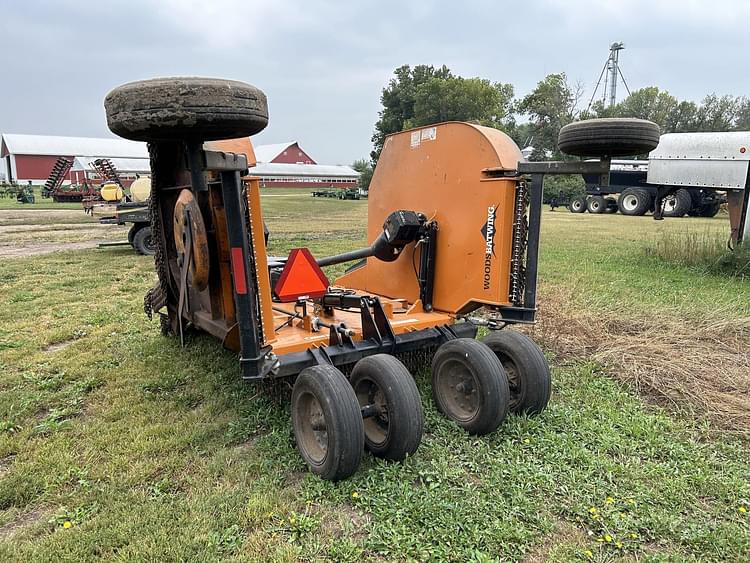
[354,64,750,190]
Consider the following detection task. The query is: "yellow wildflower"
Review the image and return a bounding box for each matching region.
[63,521,72,529]
[351,491,360,499]
[605,496,614,504]
[615,541,623,549]
[523,438,530,444]
[584,549,593,558]
[629,533,638,539]
[588,507,598,514]
[739,506,747,513]
[604,534,612,543]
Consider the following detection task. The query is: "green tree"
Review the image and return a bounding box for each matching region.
[370,64,452,162]
[517,73,578,160]
[370,65,514,163]
[693,94,737,131]
[352,159,374,191]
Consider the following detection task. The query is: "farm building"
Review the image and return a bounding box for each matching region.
[251,141,358,188]
[0,133,147,184]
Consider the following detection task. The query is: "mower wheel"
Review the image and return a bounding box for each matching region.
[481,331,551,415]
[132,226,156,256]
[351,355,423,461]
[569,197,587,213]
[431,338,509,435]
[558,118,660,157]
[291,365,363,481]
[662,188,692,217]
[587,195,607,214]
[104,77,268,142]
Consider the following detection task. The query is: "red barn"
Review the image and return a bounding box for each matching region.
[251,141,359,188]
[1,133,147,184]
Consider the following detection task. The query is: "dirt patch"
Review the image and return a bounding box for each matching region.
[0,507,51,540]
[0,241,100,258]
[44,339,75,353]
[529,285,750,434]
[523,520,587,562]
[0,455,15,477]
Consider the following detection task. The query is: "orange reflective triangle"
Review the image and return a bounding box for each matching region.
[274,248,330,302]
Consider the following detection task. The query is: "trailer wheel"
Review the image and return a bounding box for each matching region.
[292,365,363,481]
[569,197,587,213]
[105,77,269,142]
[127,224,138,245]
[481,331,551,414]
[618,188,651,216]
[587,195,607,214]
[132,226,156,256]
[558,118,660,157]
[431,338,509,435]
[662,188,692,217]
[692,202,722,218]
[351,355,423,461]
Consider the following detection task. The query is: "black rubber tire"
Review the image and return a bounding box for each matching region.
[587,195,607,214]
[132,226,156,255]
[127,224,138,245]
[604,199,618,213]
[350,355,423,461]
[662,188,692,218]
[618,188,651,216]
[291,365,364,481]
[696,202,722,217]
[481,331,551,415]
[431,338,510,435]
[558,118,660,157]
[569,197,587,213]
[105,77,269,142]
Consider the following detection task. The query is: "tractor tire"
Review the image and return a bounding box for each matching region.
[569,197,587,213]
[350,355,423,461]
[605,199,618,213]
[558,118,660,157]
[481,331,551,415]
[618,188,651,216]
[587,195,607,214]
[291,365,364,481]
[132,226,156,255]
[104,77,269,142]
[432,338,510,435]
[662,188,692,217]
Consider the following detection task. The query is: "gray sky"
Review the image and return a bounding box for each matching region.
[1,0,748,166]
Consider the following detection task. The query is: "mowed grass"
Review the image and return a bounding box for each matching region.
[0,196,748,561]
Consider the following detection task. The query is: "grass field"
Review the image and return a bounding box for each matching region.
[0,193,748,561]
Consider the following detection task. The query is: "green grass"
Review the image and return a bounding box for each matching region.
[0,200,748,561]
[0,187,82,211]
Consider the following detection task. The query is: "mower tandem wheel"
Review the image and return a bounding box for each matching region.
[481,331,551,415]
[291,365,364,481]
[350,354,423,461]
[431,338,510,435]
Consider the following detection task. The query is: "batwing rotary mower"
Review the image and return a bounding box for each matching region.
[104,77,659,480]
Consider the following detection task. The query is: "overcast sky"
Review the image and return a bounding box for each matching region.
[1,0,748,166]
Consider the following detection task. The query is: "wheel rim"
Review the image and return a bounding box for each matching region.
[436,359,480,422]
[622,194,638,211]
[144,234,156,253]
[572,201,582,211]
[354,377,389,447]
[499,357,522,411]
[295,391,328,465]
[591,201,601,211]
[663,195,676,212]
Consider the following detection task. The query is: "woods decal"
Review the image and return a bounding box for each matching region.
[480,205,497,290]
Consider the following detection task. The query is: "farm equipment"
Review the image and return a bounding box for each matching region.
[311,188,360,200]
[90,176,155,255]
[104,77,659,480]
